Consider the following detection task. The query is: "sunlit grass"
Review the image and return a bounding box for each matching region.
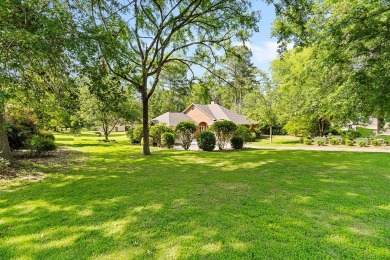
[0,132,389,259]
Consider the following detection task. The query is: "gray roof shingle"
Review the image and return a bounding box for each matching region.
[151,112,194,127]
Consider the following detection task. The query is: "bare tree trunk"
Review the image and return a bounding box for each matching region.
[377,117,383,134]
[142,96,150,155]
[0,107,12,161]
[270,125,273,144]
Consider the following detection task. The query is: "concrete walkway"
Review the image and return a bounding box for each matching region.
[174,140,390,153]
[246,145,390,153]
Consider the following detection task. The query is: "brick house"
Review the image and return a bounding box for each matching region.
[150,102,256,136]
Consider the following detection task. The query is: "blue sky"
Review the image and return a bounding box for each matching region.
[247,1,278,73]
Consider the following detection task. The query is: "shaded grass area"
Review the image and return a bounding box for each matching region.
[0,132,389,259]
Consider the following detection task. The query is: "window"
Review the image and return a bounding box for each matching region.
[199,126,204,132]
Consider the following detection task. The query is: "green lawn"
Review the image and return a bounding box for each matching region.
[1,132,389,259]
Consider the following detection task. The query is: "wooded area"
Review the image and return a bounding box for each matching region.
[1,0,389,158]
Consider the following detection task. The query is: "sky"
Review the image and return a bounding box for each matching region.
[248,2,278,73]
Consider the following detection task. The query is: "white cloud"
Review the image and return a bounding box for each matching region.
[232,41,294,71]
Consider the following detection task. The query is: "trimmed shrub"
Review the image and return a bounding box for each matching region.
[132,125,144,145]
[345,139,354,146]
[0,158,11,171]
[176,121,197,150]
[28,135,57,155]
[371,139,382,147]
[316,139,325,146]
[235,125,253,143]
[329,138,340,145]
[6,117,37,150]
[161,132,175,149]
[303,138,313,145]
[231,136,244,149]
[38,130,55,140]
[210,120,237,150]
[358,141,367,147]
[197,131,216,151]
[150,124,173,147]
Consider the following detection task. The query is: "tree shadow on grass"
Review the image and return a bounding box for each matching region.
[0,147,389,259]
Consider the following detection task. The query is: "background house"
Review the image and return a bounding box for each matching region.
[151,101,256,136]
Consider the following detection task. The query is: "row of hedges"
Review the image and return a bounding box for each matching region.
[128,120,253,151]
[302,136,390,147]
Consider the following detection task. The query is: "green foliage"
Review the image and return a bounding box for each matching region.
[303,138,313,145]
[131,125,144,145]
[27,135,56,155]
[341,130,362,140]
[37,130,55,141]
[210,120,237,150]
[358,141,367,147]
[356,127,373,138]
[345,139,354,146]
[371,140,382,147]
[231,136,244,149]
[0,157,10,171]
[6,112,38,150]
[176,121,197,150]
[316,140,325,146]
[161,133,175,149]
[149,124,173,147]
[234,125,253,143]
[329,138,341,145]
[196,131,216,151]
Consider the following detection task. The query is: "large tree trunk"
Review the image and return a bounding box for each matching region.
[269,125,273,144]
[0,107,13,161]
[142,96,150,155]
[377,117,383,134]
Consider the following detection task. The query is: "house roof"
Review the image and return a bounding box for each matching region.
[189,103,251,125]
[150,112,194,127]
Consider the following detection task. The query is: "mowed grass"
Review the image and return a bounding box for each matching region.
[0,132,389,259]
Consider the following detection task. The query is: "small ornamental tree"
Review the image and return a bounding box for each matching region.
[149,123,173,147]
[210,120,237,150]
[176,121,197,150]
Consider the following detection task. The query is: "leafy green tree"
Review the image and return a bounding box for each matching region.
[176,121,197,150]
[244,72,279,143]
[0,0,77,160]
[217,46,258,113]
[210,120,237,150]
[271,0,390,133]
[82,0,260,155]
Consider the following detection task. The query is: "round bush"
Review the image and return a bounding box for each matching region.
[303,138,313,145]
[161,132,175,149]
[28,135,57,155]
[329,138,340,145]
[150,123,173,147]
[316,139,325,146]
[197,131,216,151]
[231,136,244,149]
[371,139,382,147]
[235,125,253,143]
[358,141,367,147]
[345,139,354,146]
